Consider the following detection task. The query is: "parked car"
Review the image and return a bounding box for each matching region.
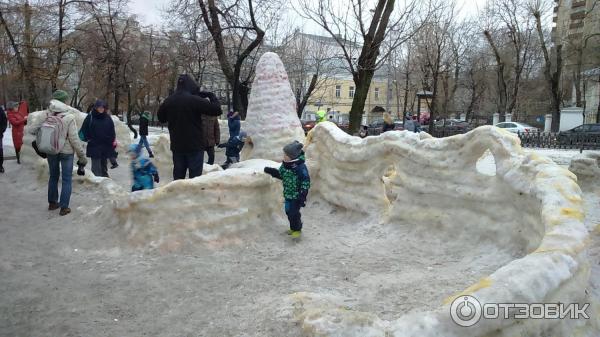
[433,119,472,132]
[557,123,600,144]
[494,122,539,134]
[301,120,316,134]
[367,120,403,135]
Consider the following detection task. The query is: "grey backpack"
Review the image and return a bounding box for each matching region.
[36,114,66,155]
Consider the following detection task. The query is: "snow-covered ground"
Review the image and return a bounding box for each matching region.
[1,128,598,336]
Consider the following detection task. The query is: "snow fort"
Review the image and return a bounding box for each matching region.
[18,52,596,336]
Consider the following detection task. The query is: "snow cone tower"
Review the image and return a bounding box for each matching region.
[241,52,305,161]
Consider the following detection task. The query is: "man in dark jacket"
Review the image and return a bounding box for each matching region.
[137,111,154,158]
[0,105,7,173]
[158,74,222,179]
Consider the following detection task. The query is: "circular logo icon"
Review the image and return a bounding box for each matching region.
[450,295,482,327]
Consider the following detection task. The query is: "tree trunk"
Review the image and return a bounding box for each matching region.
[22,2,40,108]
[348,70,375,134]
[127,84,138,139]
[297,74,318,118]
[534,11,562,131]
[484,31,507,116]
[574,47,583,107]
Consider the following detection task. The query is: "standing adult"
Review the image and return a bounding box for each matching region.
[29,90,88,216]
[404,115,416,133]
[6,101,26,164]
[0,105,7,172]
[157,74,222,180]
[227,110,241,139]
[382,112,395,133]
[137,111,154,158]
[79,99,116,177]
[201,113,220,165]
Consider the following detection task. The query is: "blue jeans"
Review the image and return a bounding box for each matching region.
[172,151,204,180]
[138,135,153,155]
[47,153,74,208]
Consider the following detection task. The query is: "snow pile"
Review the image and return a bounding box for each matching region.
[291,124,595,336]
[151,134,222,182]
[569,151,600,188]
[115,162,283,251]
[241,52,305,161]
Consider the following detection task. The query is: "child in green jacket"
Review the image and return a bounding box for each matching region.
[264,141,311,238]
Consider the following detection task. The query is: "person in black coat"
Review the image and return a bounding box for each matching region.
[157,74,222,180]
[0,105,7,173]
[79,99,116,177]
[137,111,153,158]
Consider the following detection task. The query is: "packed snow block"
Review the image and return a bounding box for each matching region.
[297,123,594,336]
[569,151,600,188]
[115,166,283,250]
[241,52,305,162]
[152,134,222,182]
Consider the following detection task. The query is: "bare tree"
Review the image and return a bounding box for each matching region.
[299,0,427,133]
[196,0,276,117]
[482,0,536,118]
[529,0,562,131]
[0,1,40,107]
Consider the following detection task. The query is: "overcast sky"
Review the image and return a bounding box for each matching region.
[129,0,489,30]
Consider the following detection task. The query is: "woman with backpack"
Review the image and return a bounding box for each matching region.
[79,99,116,178]
[29,90,88,216]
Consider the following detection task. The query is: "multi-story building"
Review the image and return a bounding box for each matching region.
[552,0,600,122]
[284,33,399,123]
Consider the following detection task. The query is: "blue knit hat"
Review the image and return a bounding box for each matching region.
[94,99,108,109]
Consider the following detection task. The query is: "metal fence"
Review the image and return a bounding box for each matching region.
[518,132,600,150]
[429,127,600,151]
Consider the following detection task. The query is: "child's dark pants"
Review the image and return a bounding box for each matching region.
[284,199,302,231]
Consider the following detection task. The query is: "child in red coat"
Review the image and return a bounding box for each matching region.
[6,101,27,164]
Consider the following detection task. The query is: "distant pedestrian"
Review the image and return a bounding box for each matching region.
[218,131,246,169]
[382,112,395,133]
[0,105,7,172]
[358,125,368,138]
[227,110,241,139]
[28,91,88,216]
[79,99,116,177]
[202,113,220,165]
[157,74,222,180]
[263,141,311,239]
[127,143,159,192]
[404,115,416,133]
[137,111,154,158]
[316,110,326,124]
[6,101,26,164]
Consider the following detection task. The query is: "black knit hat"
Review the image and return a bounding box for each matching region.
[283,141,303,159]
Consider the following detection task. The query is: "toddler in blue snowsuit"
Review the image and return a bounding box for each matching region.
[127,144,159,192]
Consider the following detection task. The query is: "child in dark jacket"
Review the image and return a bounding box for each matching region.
[127,144,159,192]
[264,141,311,238]
[218,131,247,169]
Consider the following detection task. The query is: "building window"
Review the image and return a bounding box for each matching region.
[374,87,380,99]
[349,86,355,98]
[335,85,341,98]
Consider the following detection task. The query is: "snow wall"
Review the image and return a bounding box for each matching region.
[569,151,600,189]
[280,122,594,336]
